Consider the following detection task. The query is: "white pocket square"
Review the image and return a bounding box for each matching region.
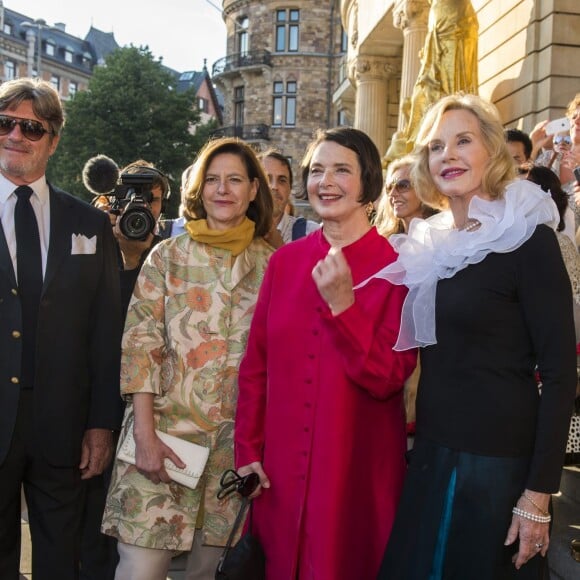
[71,233,97,255]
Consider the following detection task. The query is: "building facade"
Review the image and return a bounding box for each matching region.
[0,2,223,130]
[335,0,580,159]
[214,0,580,170]
[212,0,345,191]
[177,64,224,125]
[0,3,119,99]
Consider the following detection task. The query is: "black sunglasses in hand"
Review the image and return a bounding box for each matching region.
[217,470,260,500]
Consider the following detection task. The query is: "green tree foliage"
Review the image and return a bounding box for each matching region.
[49,46,213,215]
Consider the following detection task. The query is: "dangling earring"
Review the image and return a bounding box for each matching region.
[366,202,376,223]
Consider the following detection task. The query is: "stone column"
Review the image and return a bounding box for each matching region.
[393,0,430,130]
[350,55,395,155]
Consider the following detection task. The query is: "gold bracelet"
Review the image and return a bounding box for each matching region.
[522,493,549,517]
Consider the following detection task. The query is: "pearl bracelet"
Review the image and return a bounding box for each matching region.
[512,506,551,524]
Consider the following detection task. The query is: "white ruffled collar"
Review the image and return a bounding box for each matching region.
[357,180,559,350]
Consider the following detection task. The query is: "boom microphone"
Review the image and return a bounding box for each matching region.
[82,155,120,195]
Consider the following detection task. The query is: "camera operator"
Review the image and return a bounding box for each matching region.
[92,159,169,313]
[114,160,169,312]
[81,159,169,580]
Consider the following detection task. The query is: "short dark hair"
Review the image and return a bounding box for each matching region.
[299,127,383,204]
[526,166,568,232]
[183,137,273,238]
[505,128,533,160]
[0,77,64,137]
[121,159,171,199]
[259,149,293,188]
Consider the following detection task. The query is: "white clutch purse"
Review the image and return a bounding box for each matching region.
[118,426,209,490]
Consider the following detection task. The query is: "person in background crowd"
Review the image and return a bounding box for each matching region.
[527,165,580,338]
[260,149,319,246]
[235,127,417,579]
[375,155,442,238]
[102,137,274,580]
[505,128,533,174]
[82,160,170,579]
[0,77,122,580]
[157,163,193,239]
[532,94,580,232]
[374,155,445,444]
[377,93,577,579]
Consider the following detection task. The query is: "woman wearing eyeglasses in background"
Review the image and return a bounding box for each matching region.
[101,137,274,580]
[374,157,445,442]
[235,127,417,579]
[375,155,443,238]
[533,94,580,239]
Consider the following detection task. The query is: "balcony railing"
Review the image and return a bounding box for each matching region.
[210,124,270,141]
[212,50,272,76]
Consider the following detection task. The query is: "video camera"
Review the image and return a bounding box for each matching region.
[105,173,158,241]
[83,155,165,241]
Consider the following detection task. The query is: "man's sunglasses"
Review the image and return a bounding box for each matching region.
[217,470,260,500]
[0,115,52,142]
[386,178,412,194]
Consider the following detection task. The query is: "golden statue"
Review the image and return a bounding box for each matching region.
[386,0,479,162]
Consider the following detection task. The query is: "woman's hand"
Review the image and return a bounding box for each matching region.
[529,120,552,158]
[237,461,270,499]
[504,490,551,569]
[312,247,354,316]
[134,430,186,485]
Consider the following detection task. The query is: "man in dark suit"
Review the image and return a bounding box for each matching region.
[0,78,122,579]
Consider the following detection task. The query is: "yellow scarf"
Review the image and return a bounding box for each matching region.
[185,217,255,257]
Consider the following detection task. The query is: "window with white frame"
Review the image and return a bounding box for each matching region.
[198,97,208,113]
[64,49,73,63]
[69,81,78,97]
[238,17,249,56]
[46,41,55,57]
[50,75,60,91]
[4,60,16,81]
[272,80,297,126]
[275,9,299,53]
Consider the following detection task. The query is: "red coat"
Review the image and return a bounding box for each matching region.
[235,228,417,580]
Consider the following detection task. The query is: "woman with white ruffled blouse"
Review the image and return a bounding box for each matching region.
[376,94,578,579]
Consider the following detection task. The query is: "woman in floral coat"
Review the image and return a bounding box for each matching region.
[101,138,273,580]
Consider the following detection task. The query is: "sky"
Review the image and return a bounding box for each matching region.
[8,0,228,73]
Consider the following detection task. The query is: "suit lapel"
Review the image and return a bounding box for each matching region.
[0,220,16,286]
[43,186,78,293]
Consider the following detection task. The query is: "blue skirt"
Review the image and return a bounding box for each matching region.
[377,437,549,580]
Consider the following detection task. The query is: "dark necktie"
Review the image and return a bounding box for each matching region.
[14,185,43,388]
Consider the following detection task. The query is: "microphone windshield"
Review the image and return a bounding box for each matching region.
[82,155,120,195]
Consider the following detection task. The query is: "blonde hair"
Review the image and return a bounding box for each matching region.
[566,93,580,118]
[375,156,442,238]
[411,93,515,206]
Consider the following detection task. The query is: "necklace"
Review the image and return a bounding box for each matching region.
[458,218,482,232]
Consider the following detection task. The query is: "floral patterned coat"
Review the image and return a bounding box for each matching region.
[101,233,273,551]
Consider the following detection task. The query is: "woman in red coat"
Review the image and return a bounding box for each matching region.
[235,127,417,579]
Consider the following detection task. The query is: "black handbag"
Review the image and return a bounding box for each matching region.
[215,471,266,580]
